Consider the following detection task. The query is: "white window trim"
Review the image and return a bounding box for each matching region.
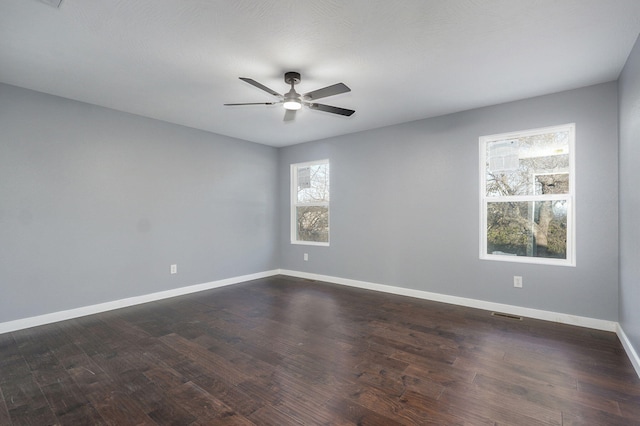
[291,159,330,246]
[479,124,576,267]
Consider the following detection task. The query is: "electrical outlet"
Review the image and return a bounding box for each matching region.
[514,275,523,288]
[171,264,177,274]
[303,253,308,261]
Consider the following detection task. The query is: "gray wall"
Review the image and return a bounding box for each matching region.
[0,79,623,326]
[279,82,620,321]
[0,83,279,323]
[619,36,640,353]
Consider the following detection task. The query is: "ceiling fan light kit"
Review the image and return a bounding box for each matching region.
[283,100,302,111]
[225,71,354,120]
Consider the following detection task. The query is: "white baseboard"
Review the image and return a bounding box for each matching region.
[0,270,280,334]
[617,324,640,378]
[279,269,618,332]
[1,269,616,334]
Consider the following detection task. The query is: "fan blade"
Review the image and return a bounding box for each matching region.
[224,102,278,106]
[307,103,355,116]
[303,83,350,100]
[283,109,296,122]
[239,77,282,97]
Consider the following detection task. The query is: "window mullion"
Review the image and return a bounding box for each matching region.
[486,194,571,203]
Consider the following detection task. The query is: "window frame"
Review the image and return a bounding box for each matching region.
[290,159,330,246]
[479,123,576,266]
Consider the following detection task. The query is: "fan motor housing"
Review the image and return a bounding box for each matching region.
[284,71,301,85]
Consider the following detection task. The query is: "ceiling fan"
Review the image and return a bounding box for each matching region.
[224,72,355,121]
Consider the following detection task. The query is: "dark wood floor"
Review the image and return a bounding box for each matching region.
[1,275,639,425]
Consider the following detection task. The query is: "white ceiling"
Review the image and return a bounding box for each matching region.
[1,0,640,147]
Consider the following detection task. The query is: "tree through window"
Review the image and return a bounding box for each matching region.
[480,124,575,266]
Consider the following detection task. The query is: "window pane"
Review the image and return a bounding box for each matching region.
[297,163,329,203]
[486,131,570,197]
[486,201,567,259]
[296,206,329,243]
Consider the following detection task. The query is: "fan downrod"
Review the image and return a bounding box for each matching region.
[284,71,301,86]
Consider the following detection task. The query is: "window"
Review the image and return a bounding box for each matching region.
[291,160,330,245]
[480,124,575,266]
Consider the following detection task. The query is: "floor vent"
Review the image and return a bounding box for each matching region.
[491,312,523,320]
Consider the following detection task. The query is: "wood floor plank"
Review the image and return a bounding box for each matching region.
[168,381,253,425]
[393,350,478,387]
[619,398,640,421]
[7,403,60,426]
[269,399,341,425]
[561,405,638,426]
[399,373,445,400]
[1,373,50,414]
[324,395,405,425]
[453,351,579,390]
[0,275,639,425]
[438,382,561,425]
[65,357,111,395]
[40,375,102,422]
[160,333,271,386]
[397,389,469,425]
[128,373,199,425]
[146,400,197,426]
[191,374,264,418]
[85,388,156,425]
[0,384,12,426]
[246,404,304,426]
[474,369,622,416]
